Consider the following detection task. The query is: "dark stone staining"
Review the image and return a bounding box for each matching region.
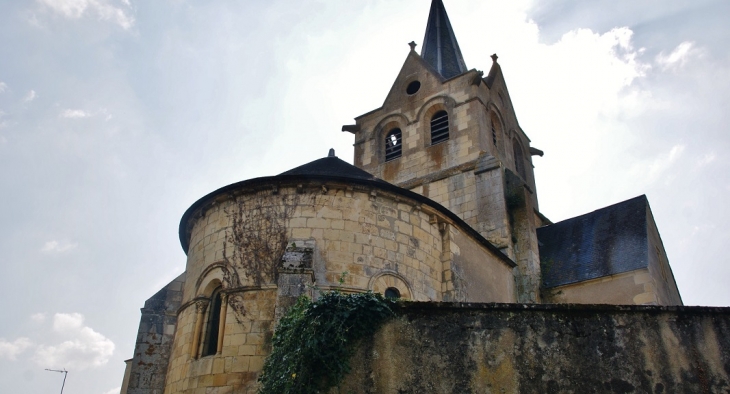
[280,244,313,269]
[340,303,730,393]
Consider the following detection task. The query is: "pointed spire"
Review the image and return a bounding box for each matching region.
[420,0,467,79]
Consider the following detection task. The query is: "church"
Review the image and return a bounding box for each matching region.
[120,1,692,393]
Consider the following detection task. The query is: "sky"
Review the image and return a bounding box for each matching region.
[1,0,729,393]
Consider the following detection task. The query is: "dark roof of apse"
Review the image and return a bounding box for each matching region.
[178,154,515,268]
[420,0,468,79]
[537,195,650,289]
[279,156,387,183]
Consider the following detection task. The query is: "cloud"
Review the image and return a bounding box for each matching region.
[656,41,698,71]
[33,313,115,370]
[41,240,78,253]
[0,82,7,93]
[31,313,47,323]
[0,338,33,360]
[23,90,37,103]
[640,144,685,183]
[103,387,121,394]
[38,0,134,29]
[60,109,91,118]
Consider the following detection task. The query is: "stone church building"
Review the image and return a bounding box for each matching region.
[121,1,696,393]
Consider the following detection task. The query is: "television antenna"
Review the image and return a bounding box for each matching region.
[45,368,68,394]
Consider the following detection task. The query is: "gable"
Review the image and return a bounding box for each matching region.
[379,50,448,110]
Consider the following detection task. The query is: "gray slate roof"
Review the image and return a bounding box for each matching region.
[537,195,649,289]
[421,0,467,79]
[279,155,386,183]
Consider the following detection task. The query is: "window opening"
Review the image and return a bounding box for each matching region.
[491,118,497,146]
[406,81,421,95]
[384,287,401,299]
[513,139,527,180]
[385,128,402,162]
[430,110,449,145]
[202,288,222,357]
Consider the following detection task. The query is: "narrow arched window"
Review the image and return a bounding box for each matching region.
[513,139,527,180]
[385,128,402,161]
[491,118,497,146]
[202,288,222,357]
[430,110,449,145]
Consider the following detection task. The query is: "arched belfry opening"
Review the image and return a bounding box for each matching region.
[385,128,402,161]
[430,110,449,145]
[513,138,527,180]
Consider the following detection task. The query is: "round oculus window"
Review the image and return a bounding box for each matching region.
[406,80,421,95]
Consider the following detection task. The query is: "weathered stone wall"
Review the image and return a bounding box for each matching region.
[543,269,658,305]
[646,206,683,305]
[163,288,276,394]
[125,274,185,394]
[340,302,730,393]
[166,180,514,393]
[446,225,514,303]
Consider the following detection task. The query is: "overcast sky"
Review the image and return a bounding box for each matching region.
[1,0,729,393]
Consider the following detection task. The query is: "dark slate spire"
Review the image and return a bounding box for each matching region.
[420,0,467,79]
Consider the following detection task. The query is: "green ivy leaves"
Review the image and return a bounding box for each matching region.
[258,291,396,394]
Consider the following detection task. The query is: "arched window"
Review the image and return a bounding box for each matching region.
[201,287,222,357]
[430,110,449,145]
[385,128,402,161]
[513,139,527,180]
[491,118,497,146]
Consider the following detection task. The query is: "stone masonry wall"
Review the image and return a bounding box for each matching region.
[125,274,185,394]
[167,181,515,393]
[340,302,730,393]
[351,52,542,303]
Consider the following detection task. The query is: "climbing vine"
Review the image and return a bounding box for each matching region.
[223,193,306,285]
[258,291,397,394]
[220,192,315,322]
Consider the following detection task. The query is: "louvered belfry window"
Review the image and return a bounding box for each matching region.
[385,128,402,161]
[430,110,449,145]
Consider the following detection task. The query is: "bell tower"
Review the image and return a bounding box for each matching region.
[343,0,547,302]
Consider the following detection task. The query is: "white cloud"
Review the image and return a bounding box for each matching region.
[640,144,686,183]
[656,41,698,71]
[31,313,47,323]
[0,82,8,93]
[33,313,115,370]
[60,109,91,118]
[38,0,134,29]
[23,90,37,103]
[41,240,78,253]
[0,338,33,360]
[102,387,121,394]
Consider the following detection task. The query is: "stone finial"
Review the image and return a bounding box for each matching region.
[491,53,499,63]
[328,148,335,157]
[408,41,417,51]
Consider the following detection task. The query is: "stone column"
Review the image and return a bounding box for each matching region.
[190,300,208,360]
[216,293,228,355]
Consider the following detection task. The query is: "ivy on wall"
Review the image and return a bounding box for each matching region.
[258,291,396,394]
